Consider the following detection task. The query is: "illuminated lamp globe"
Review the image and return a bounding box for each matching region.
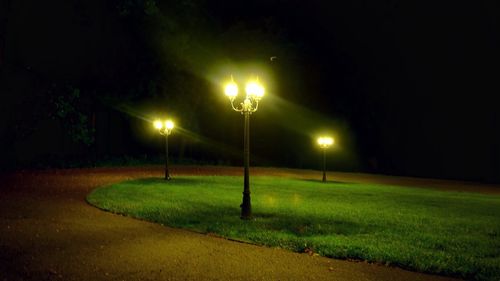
[165,120,174,130]
[225,82,238,99]
[246,81,265,99]
[318,137,334,148]
[154,120,163,130]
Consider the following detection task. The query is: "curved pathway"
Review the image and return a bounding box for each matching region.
[2,166,491,281]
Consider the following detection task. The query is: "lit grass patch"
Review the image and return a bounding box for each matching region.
[87,176,500,281]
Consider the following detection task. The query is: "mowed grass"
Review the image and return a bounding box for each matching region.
[87,176,500,280]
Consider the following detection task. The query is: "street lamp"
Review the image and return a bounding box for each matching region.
[224,76,265,220]
[154,119,175,180]
[317,136,334,182]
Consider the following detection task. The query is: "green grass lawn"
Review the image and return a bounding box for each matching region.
[87,176,500,281]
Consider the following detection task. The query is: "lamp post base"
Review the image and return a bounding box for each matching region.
[240,192,252,220]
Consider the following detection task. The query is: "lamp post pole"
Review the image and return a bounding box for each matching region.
[154,119,175,181]
[241,111,251,218]
[224,77,264,220]
[165,133,170,180]
[322,148,327,182]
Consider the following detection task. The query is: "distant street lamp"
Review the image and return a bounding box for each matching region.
[317,136,334,182]
[224,76,265,220]
[154,119,175,180]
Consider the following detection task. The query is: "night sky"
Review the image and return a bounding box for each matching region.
[0,0,498,182]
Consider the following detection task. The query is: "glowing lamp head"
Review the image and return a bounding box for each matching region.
[317,137,334,148]
[153,120,163,130]
[246,81,265,100]
[165,120,174,130]
[225,82,238,99]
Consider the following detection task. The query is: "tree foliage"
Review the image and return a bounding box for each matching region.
[51,86,94,146]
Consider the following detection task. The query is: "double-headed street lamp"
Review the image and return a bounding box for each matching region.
[224,77,265,220]
[154,119,175,180]
[317,136,334,182]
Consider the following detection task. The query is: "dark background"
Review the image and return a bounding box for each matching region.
[1,0,498,182]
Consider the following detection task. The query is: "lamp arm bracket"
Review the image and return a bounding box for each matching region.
[251,100,259,112]
[230,100,243,112]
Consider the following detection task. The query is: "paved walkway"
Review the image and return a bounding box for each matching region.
[1,166,486,281]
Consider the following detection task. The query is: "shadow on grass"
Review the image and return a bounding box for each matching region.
[300,178,355,185]
[132,200,375,239]
[127,177,213,186]
[96,177,374,240]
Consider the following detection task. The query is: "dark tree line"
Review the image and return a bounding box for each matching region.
[1,0,498,183]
